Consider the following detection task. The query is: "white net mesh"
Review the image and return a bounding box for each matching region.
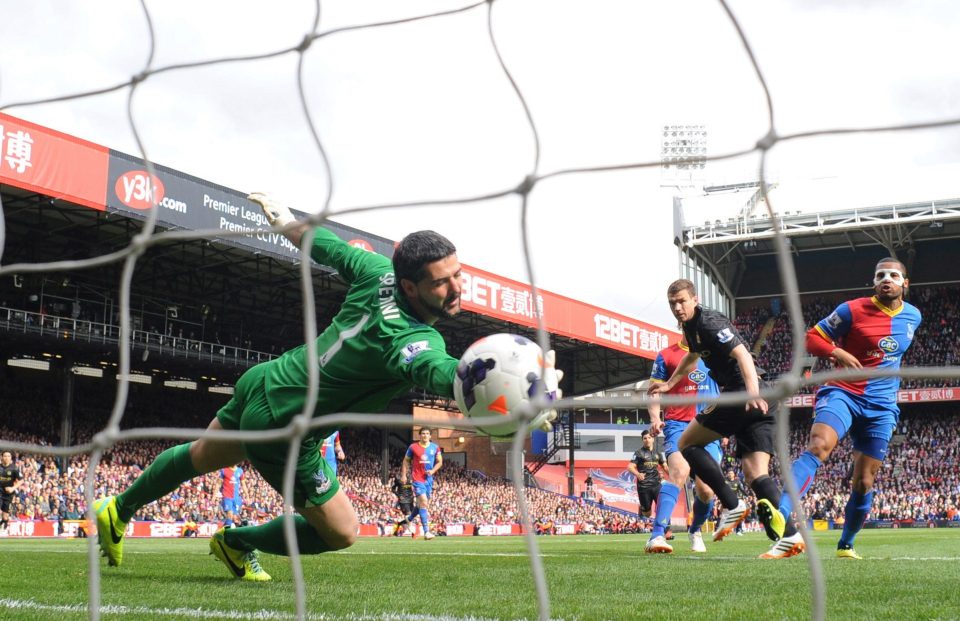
[2,1,960,620]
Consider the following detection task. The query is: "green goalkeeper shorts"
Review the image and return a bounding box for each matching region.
[216,361,340,508]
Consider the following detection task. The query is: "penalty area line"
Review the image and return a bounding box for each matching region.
[341,550,562,558]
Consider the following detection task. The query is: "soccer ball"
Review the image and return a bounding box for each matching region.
[453,333,556,437]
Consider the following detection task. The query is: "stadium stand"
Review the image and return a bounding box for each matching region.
[736,285,960,390]
[3,400,958,532]
[2,286,959,534]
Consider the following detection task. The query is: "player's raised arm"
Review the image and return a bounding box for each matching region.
[248,192,309,246]
[249,192,387,284]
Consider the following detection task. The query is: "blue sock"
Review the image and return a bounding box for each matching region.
[418,508,430,534]
[650,482,680,538]
[689,496,714,533]
[838,490,873,549]
[780,451,822,519]
[407,509,419,523]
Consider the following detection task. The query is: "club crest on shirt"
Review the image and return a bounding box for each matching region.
[313,468,332,495]
[878,336,899,353]
[688,369,707,384]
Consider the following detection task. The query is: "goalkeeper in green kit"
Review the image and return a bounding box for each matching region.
[94,193,560,581]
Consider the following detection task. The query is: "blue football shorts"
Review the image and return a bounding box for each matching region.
[664,419,722,462]
[412,480,433,499]
[813,386,899,461]
[221,497,242,514]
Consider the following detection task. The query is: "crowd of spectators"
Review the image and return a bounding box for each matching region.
[734,285,960,390]
[2,405,958,533]
[1,279,958,534]
[0,412,647,534]
[716,407,960,524]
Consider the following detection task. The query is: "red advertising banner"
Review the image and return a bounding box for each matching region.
[461,264,678,360]
[0,520,488,539]
[783,386,960,408]
[0,113,675,355]
[0,112,109,210]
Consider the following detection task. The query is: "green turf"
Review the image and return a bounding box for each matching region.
[1,530,959,620]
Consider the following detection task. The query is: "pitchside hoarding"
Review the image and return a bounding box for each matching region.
[105,150,395,260]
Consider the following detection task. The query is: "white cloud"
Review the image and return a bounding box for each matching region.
[2,0,958,330]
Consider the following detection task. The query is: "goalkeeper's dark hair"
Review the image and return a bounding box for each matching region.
[393,230,457,283]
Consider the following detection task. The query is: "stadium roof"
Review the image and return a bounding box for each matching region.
[0,112,670,395]
[676,194,960,299]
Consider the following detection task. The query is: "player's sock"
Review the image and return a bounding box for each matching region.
[225,514,332,555]
[681,446,738,509]
[650,482,680,538]
[407,509,419,524]
[115,443,200,523]
[689,495,714,533]
[838,489,873,549]
[751,475,797,537]
[224,517,234,528]
[419,508,430,534]
[779,451,822,520]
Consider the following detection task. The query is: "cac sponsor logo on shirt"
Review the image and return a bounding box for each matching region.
[688,368,707,384]
[878,336,899,354]
[401,340,431,364]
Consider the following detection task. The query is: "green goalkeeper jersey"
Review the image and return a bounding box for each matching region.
[264,226,458,430]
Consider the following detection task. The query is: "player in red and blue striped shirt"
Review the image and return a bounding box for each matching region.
[401,428,442,540]
[320,431,345,476]
[758,257,922,559]
[644,337,721,555]
[219,466,243,528]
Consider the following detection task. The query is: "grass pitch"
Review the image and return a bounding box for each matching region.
[1,529,959,620]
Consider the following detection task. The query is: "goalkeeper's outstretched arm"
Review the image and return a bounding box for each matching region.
[248,192,310,246]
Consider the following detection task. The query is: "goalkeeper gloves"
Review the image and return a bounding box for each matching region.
[248,192,296,227]
[534,349,564,432]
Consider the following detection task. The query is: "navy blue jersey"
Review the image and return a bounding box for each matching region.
[630,448,663,489]
[682,306,747,390]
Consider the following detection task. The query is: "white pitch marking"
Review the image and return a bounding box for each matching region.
[0,598,546,621]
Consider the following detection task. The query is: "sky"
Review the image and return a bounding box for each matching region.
[2,0,959,330]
